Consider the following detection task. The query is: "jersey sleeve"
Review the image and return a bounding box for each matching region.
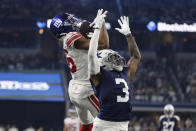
[159,115,165,121]
[63,32,82,49]
[123,67,129,73]
[174,115,180,122]
[159,115,164,131]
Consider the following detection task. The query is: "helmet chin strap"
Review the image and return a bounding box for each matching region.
[103,64,113,71]
[166,114,173,118]
[112,64,123,72]
[102,61,123,72]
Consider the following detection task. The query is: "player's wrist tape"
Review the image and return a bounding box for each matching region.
[125,33,132,37]
[94,28,101,30]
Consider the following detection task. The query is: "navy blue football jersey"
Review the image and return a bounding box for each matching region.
[159,115,180,131]
[91,67,132,122]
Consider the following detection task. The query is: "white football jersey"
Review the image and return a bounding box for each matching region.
[63,32,89,80]
[159,115,180,131]
[64,117,80,131]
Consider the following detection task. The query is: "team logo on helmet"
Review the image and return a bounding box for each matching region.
[50,13,82,39]
[53,19,63,28]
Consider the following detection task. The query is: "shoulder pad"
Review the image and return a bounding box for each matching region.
[174,115,180,122]
[159,115,165,121]
[64,32,82,48]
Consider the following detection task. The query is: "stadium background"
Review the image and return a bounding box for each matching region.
[0,0,196,130]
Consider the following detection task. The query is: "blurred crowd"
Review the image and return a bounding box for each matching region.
[129,115,196,131]
[1,115,195,131]
[121,0,196,23]
[0,53,62,71]
[131,55,196,103]
[0,0,195,23]
[131,58,177,102]
[176,59,196,102]
[0,125,55,131]
[0,30,38,49]
[1,0,196,52]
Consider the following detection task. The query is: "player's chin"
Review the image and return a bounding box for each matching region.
[79,21,94,39]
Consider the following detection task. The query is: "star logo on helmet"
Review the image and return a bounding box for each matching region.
[97,52,102,58]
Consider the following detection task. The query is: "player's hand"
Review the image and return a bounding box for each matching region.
[90,9,107,29]
[115,16,131,35]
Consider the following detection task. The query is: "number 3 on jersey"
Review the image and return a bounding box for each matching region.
[64,49,77,73]
[115,78,129,102]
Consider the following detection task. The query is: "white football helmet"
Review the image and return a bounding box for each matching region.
[164,104,175,118]
[97,49,126,72]
[67,108,77,118]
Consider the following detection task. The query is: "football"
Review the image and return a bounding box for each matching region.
[79,21,94,39]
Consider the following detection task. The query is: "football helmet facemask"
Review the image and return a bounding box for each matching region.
[164,104,175,118]
[97,49,126,72]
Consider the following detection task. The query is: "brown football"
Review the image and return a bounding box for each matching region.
[79,21,94,39]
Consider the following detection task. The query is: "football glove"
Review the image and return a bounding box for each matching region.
[90,9,107,29]
[115,16,131,35]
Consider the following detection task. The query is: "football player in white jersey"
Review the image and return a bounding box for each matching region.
[50,9,109,131]
[159,104,180,131]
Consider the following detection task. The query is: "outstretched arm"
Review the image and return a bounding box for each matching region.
[98,20,109,49]
[88,10,107,87]
[127,33,141,80]
[75,9,109,50]
[115,16,141,80]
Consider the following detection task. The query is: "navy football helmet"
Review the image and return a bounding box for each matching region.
[50,13,82,38]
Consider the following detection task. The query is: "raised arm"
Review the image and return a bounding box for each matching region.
[88,10,107,87]
[126,34,141,80]
[98,20,109,49]
[74,9,109,50]
[115,16,141,80]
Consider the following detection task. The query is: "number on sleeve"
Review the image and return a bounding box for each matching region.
[64,49,77,73]
[115,78,129,102]
[66,57,77,73]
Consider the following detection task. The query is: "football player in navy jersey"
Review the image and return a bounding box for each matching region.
[159,104,180,131]
[88,15,141,131]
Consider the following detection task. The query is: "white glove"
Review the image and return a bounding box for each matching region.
[90,9,107,29]
[115,16,131,35]
[87,32,93,38]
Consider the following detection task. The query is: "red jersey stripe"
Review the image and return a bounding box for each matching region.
[66,33,82,46]
[88,96,100,112]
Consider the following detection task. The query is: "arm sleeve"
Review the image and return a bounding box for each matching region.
[88,29,101,75]
[175,115,180,122]
[158,116,164,131]
[63,32,82,49]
